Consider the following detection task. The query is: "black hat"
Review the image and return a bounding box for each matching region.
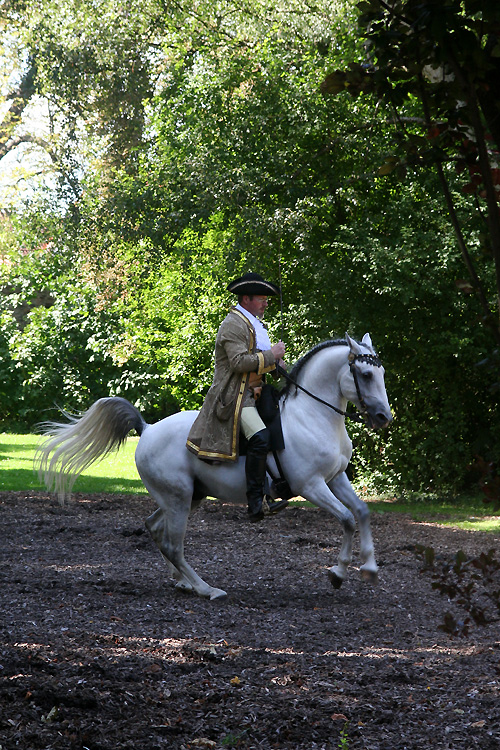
[227,272,280,296]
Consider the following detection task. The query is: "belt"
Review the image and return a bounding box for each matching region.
[248,372,264,400]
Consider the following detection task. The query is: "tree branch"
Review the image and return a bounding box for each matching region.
[415,67,500,342]
[0,134,81,196]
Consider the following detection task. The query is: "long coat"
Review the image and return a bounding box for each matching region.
[186,307,277,461]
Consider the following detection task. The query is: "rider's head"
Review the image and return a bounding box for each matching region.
[239,294,268,319]
[227,272,279,319]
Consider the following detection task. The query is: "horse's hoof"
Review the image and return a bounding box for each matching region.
[328,570,344,589]
[209,588,227,601]
[360,568,379,586]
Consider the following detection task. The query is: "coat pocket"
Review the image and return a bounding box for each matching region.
[215,394,234,421]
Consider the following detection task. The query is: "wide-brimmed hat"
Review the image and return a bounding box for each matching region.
[227,272,280,296]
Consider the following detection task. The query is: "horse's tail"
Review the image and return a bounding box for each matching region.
[35,396,148,502]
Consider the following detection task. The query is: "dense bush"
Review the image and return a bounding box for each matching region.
[1,0,498,494]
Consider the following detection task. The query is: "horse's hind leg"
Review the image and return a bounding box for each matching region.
[145,499,227,601]
[329,472,378,585]
[145,509,193,592]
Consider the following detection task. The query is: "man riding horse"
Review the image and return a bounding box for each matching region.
[186,272,289,522]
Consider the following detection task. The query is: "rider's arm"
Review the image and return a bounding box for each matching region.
[218,323,276,376]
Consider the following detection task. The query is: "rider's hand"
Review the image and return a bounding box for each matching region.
[271,341,285,359]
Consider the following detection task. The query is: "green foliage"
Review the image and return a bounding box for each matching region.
[469,456,500,512]
[25,0,165,166]
[338,723,350,750]
[323,0,500,345]
[323,178,499,491]
[116,216,246,410]
[10,289,117,421]
[0,312,23,422]
[0,217,171,425]
[0,0,499,497]
[414,544,500,635]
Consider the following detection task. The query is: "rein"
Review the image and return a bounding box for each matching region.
[277,351,383,423]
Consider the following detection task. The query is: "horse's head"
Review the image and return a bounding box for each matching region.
[341,333,393,429]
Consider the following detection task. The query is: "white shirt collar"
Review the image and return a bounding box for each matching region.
[235,304,272,351]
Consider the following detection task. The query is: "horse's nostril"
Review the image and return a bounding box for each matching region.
[376,412,392,427]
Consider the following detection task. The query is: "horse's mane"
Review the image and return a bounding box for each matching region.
[280,338,347,400]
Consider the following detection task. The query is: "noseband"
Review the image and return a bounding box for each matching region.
[279,351,383,422]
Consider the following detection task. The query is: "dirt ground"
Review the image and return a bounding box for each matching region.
[1,491,499,750]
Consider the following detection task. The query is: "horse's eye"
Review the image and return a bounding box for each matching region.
[362,371,373,381]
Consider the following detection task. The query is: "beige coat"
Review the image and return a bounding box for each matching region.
[186,307,277,461]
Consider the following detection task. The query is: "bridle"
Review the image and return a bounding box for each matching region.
[268,350,384,497]
[347,352,383,421]
[277,351,383,423]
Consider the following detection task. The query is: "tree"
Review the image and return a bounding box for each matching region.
[322,0,500,349]
[2,0,353,206]
[2,0,498,492]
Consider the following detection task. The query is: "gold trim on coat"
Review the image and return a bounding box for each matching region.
[187,308,256,461]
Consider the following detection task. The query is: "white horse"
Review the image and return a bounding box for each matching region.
[36,333,392,600]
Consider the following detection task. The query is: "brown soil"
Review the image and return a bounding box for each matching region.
[1,491,499,750]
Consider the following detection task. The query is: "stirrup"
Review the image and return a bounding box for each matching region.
[262,496,289,515]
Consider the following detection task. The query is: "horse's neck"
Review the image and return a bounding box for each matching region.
[284,346,349,419]
[302,346,347,402]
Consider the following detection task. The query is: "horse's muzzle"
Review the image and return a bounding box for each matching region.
[366,406,393,430]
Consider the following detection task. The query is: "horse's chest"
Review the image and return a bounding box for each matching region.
[281,415,352,482]
[324,431,352,478]
[325,453,350,482]
[298,429,351,473]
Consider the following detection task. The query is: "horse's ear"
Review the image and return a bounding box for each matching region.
[345,332,362,354]
[361,333,373,350]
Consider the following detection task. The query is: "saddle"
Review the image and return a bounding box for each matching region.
[256,384,293,501]
[234,385,293,500]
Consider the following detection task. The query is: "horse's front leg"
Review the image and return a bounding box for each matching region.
[299,478,356,589]
[328,472,378,585]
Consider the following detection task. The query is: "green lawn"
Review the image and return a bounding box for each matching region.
[0,432,145,495]
[1,433,498,532]
[366,495,500,533]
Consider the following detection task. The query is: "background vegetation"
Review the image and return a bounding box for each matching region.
[1,433,498,532]
[0,0,499,497]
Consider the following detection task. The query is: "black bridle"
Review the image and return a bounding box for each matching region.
[277,351,383,423]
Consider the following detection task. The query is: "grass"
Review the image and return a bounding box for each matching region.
[0,432,145,495]
[0,433,498,532]
[366,494,500,533]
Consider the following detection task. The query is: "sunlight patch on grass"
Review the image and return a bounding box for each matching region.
[367,495,500,533]
[437,517,500,533]
[0,433,144,494]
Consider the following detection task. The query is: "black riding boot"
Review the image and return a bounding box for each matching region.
[245,429,288,521]
[246,428,270,522]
